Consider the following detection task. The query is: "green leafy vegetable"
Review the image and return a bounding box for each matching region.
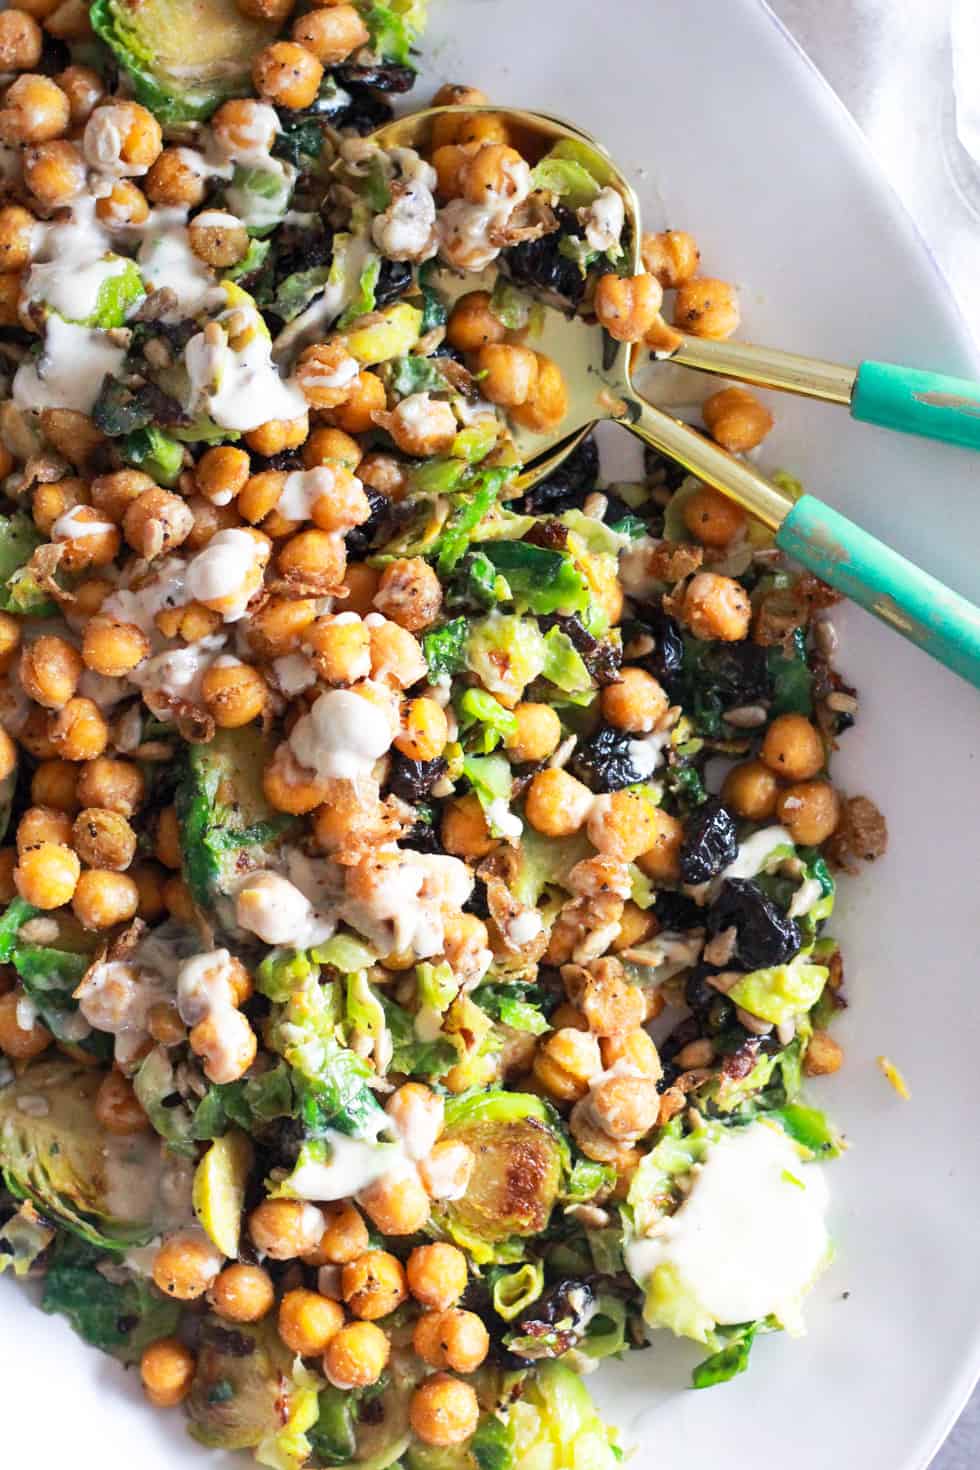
[226,236,272,281]
[0,514,55,617]
[474,981,552,1035]
[530,144,603,209]
[122,426,184,486]
[767,629,813,717]
[458,686,518,752]
[382,994,456,1078]
[389,353,448,397]
[692,1321,761,1389]
[0,897,39,962]
[435,474,507,573]
[41,1235,180,1360]
[360,0,427,65]
[727,954,828,1026]
[337,252,381,330]
[540,625,594,697]
[422,616,469,679]
[191,1062,295,1140]
[472,540,589,616]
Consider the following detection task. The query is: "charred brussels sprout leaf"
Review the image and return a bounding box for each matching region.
[92,375,186,437]
[41,1235,179,1361]
[571,726,650,793]
[691,1320,761,1389]
[707,879,802,969]
[91,0,279,122]
[674,635,770,736]
[471,540,589,617]
[509,434,599,516]
[422,616,469,680]
[679,799,738,883]
[766,629,813,717]
[187,1318,292,1450]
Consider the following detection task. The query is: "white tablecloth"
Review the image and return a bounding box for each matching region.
[769,6,979,1463]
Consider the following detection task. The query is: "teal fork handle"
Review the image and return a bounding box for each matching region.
[851,361,980,450]
[777,495,980,689]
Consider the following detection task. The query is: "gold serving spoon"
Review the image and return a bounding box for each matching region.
[369,107,980,687]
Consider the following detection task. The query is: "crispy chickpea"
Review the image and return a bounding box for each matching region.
[123,487,194,559]
[0,75,69,143]
[457,141,525,205]
[574,957,649,1037]
[681,571,751,642]
[252,40,323,109]
[50,698,109,762]
[291,3,368,62]
[533,1026,603,1102]
[323,1321,390,1391]
[594,272,663,343]
[702,386,774,453]
[278,1288,345,1355]
[238,469,286,527]
[804,1030,844,1077]
[209,1263,275,1323]
[330,370,386,434]
[94,1069,149,1134]
[673,277,741,340]
[153,806,182,870]
[357,1167,431,1236]
[447,290,505,351]
[307,466,372,535]
[641,229,700,288]
[0,206,35,279]
[84,100,161,173]
[306,614,370,685]
[153,1233,221,1300]
[681,487,746,550]
[72,870,139,930]
[195,445,250,505]
[189,209,249,267]
[0,10,42,69]
[71,808,136,870]
[509,353,568,433]
[761,713,825,781]
[406,1243,468,1311]
[250,1199,325,1260]
[81,618,149,678]
[418,1138,475,1197]
[393,697,449,762]
[590,1071,661,1140]
[504,701,561,764]
[381,394,458,458]
[304,1201,370,1266]
[184,495,243,551]
[277,528,347,591]
[31,759,77,814]
[140,1338,195,1408]
[44,1,94,43]
[303,425,362,472]
[146,999,184,1047]
[263,747,331,816]
[601,667,668,733]
[77,757,144,817]
[476,342,538,406]
[53,506,121,572]
[0,988,52,1059]
[342,562,381,616]
[70,578,112,621]
[16,121,76,197]
[17,708,59,763]
[413,1308,489,1373]
[145,146,207,207]
[14,841,79,908]
[525,768,594,838]
[250,596,317,658]
[341,1250,407,1321]
[130,859,167,917]
[54,65,104,125]
[0,727,17,784]
[721,759,780,822]
[373,558,443,633]
[17,804,72,851]
[211,97,278,159]
[635,807,684,882]
[190,1008,257,1084]
[0,614,20,681]
[201,661,267,728]
[236,0,293,19]
[431,142,473,200]
[91,468,155,523]
[163,876,194,924]
[94,178,149,227]
[600,1025,662,1077]
[776,779,841,845]
[368,616,427,688]
[245,413,309,456]
[409,1374,479,1449]
[19,635,82,709]
[441,791,495,860]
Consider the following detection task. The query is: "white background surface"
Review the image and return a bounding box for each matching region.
[766,11,980,1462]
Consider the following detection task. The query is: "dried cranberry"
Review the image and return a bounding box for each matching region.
[374,258,413,307]
[679,799,738,883]
[335,62,416,92]
[344,487,390,558]
[542,613,621,686]
[631,602,684,683]
[707,878,802,969]
[653,889,704,931]
[644,445,688,493]
[508,434,600,516]
[570,727,649,793]
[503,209,588,302]
[386,754,447,804]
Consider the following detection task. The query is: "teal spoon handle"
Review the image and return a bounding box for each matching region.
[851,361,980,449]
[777,495,980,688]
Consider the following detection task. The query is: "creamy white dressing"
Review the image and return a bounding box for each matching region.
[371,150,438,262]
[78,669,130,707]
[51,505,115,541]
[185,528,264,620]
[211,103,280,166]
[24,199,131,323]
[627,727,672,778]
[788,876,825,919]
[625,1122,830,1328]
[235,870,336,948]
[138,211,220,318]
[287,686,397,782]
[278,465,340,522]
[84,105,150,177]
[185,314,307,431]
[340,851,473,960]
[485,796,523,840]
[226,156,294,233]
[13,316,127,415]
[436,159,531,272]
[272,651,317,696]
[75,959,171,1066]
[722,826,794,880]
[129,633,226,706]
[420,1139,473,1201]
[288,1131,405,1201]
[506,909,544,946]
[103,557,188,635]
[579,186,625,255]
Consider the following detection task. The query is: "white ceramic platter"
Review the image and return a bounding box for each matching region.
[3,1,980,1466]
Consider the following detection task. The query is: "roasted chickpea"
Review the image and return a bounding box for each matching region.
[721,759,780,822]
[306,466,372,535]
[208,1263,275,1323]
[0,727,17,784]
[145,145,207,207]
[123,486,194,559]
[91,467,155,523]
[190,1008,257,1084]
[342,562,381,616]
[14,839,79,909]
[681,485,747,548]
[393,696,448,762]
[533,1026,603,1102]
[459,141,527,205]
[304,1201,370,1266]
[357,1167,431,1236]
[503,702,561,764]
[84,100,161,173]
[341,1250,408,1321]
[476,342,538,406]
[323,1321,390,1391]
[635,807,684,882]
[0,989,52,1059]
[446,290,505,351]
[431,142,473,201]
[413,1308,489,1373]
[152,1233,221,1300]
[17,804,72,851]
[77,757,144,817]
[236,0,294,20]
[525,768,594,837]
[201,660,267,728]
[252,41,323,109]
[681,571,751,642]
[290,3,368,63]
[600,1025,662,1077]
[69,577,112,620]
[673,277,740,339]
[94,1070,149,1134]
[590,1070,661,1140]
[277,528,347,591]
[72,869,139,930]
[595,272,663,342]
[81,618,150,677]
[245,413,310,456]
[0,74,69,143]
[278,1288,345,1355]
[776,779,841,845]
[263,746,331,816]
[303,425,362,472]
[303,613,368,686]
[52,505,121,572]
[189,209,249,267]
[368,616,427,687]
[330,370,386,434]
[440,791,495,859]
[19,634,82,709]
[508,353,568,432]
[250,596,317,658]
[409,1375,480,1449]
[0,616,18,681]
[761,713,825,781]
[381,393,458,458]
[194,444,249,506]
[406,1243,468,1311]
[31,759,77,814]
[54,64,104,125]
[0,206,34,278]
[702,386,774,452]
[71,808,136,870]
[373,557,443,633]
[641,228,700,287]
[140,1338,195,1408]
[0,9,42,69]
[250,1199,325,1260]
[94,178,149,226]
[50,698,109,762]
[601,667,668,733]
